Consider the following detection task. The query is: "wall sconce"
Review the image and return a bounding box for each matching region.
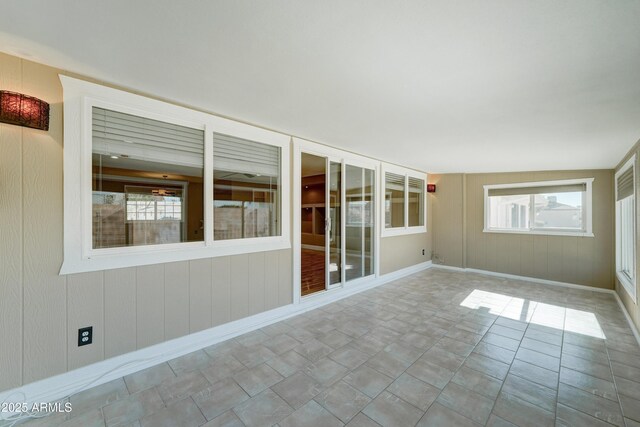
[0,91,50,131]
[427,184,436,193]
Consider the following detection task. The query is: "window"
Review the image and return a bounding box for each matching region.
[92,106,204,249]
[61,76,290,274]
[616,156,636,300]
[484,178,593,236]
[213,132,280,240]
[382,165,427,236]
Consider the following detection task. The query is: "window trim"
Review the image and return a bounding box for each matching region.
[615,155,637,302]
[380,164,427,237]
[483,178,594,237]
[60,75,290,274]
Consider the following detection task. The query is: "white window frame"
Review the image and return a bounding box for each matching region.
[380,163,427,237]
[615,155,636,301]
[483,178,594,237]
[60,76,290,274]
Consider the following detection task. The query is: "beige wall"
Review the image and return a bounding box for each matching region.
[380,232,430,274]
[615,139,640,332]
[433,170,615,289]
[431,174,464,268]
[0,53,295,392]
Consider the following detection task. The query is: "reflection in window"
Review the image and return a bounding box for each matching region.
[488,194,530,230]
[385,172,405,228]
[534,193,582,230]
[92,107,204,249]
[408,177,425,227]
[213,133,281,240]
[347,201,373,226]
[126,188,183,221]
[346,165,375,281]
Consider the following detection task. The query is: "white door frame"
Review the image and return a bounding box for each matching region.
[292,137,380,304]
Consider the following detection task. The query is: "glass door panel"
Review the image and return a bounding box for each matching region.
[328,161,342,287]
[301,153,327,296]
[345,164,375,281]
[364,168,375,276]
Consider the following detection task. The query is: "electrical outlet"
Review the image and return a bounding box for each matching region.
[78,326,93,347]
[422,249,425,256]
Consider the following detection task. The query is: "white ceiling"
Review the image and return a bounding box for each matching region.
[1,1,639,173]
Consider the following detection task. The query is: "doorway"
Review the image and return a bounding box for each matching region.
[298,149,376,297]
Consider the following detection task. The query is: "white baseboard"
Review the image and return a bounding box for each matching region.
[612,290,640,348]
[432,264,612,293]
[0,260,431,417]
[429,263,466,272]
[431,264,640,348]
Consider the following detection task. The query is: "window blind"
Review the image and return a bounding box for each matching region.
[617,167,634,201]
[408,177,424,193]
[92,107,204,168]
[385,172,405,191]
[213,132,280,177]
[488,182,586,197]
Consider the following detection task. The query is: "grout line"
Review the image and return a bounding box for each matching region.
[379,299,525,424]
[603,336,628,422]
[483,297,544,422]
[555,306,566,421]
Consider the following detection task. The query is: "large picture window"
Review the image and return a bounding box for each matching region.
[213,132,281,240]
[381,165,427,236]
[92,107,204,249]
[61,76,290,274]
[616,156,636,300]
[484,178,593,236]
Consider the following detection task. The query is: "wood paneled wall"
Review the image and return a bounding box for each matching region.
[430,174,464,268]
[433,170,615,289]
[64,252,292,373]
[0,52,293,392]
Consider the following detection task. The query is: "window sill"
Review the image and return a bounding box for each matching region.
[616,271,637,303]
[60,237,291,275]
[482,228,594,238]
[381,226,427,238]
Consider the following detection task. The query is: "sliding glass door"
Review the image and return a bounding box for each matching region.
[299,147,376,297]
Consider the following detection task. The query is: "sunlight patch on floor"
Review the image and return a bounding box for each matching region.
[460,289,606,339]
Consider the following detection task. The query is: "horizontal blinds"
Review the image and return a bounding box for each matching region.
[385,172,405,192]
[617,167,634,201]
[92,107,204,168]
[408,176,424,193]
[213,132,280,177]
[488,182,586,197]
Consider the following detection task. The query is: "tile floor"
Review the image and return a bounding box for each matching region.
[10,269,640,427]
